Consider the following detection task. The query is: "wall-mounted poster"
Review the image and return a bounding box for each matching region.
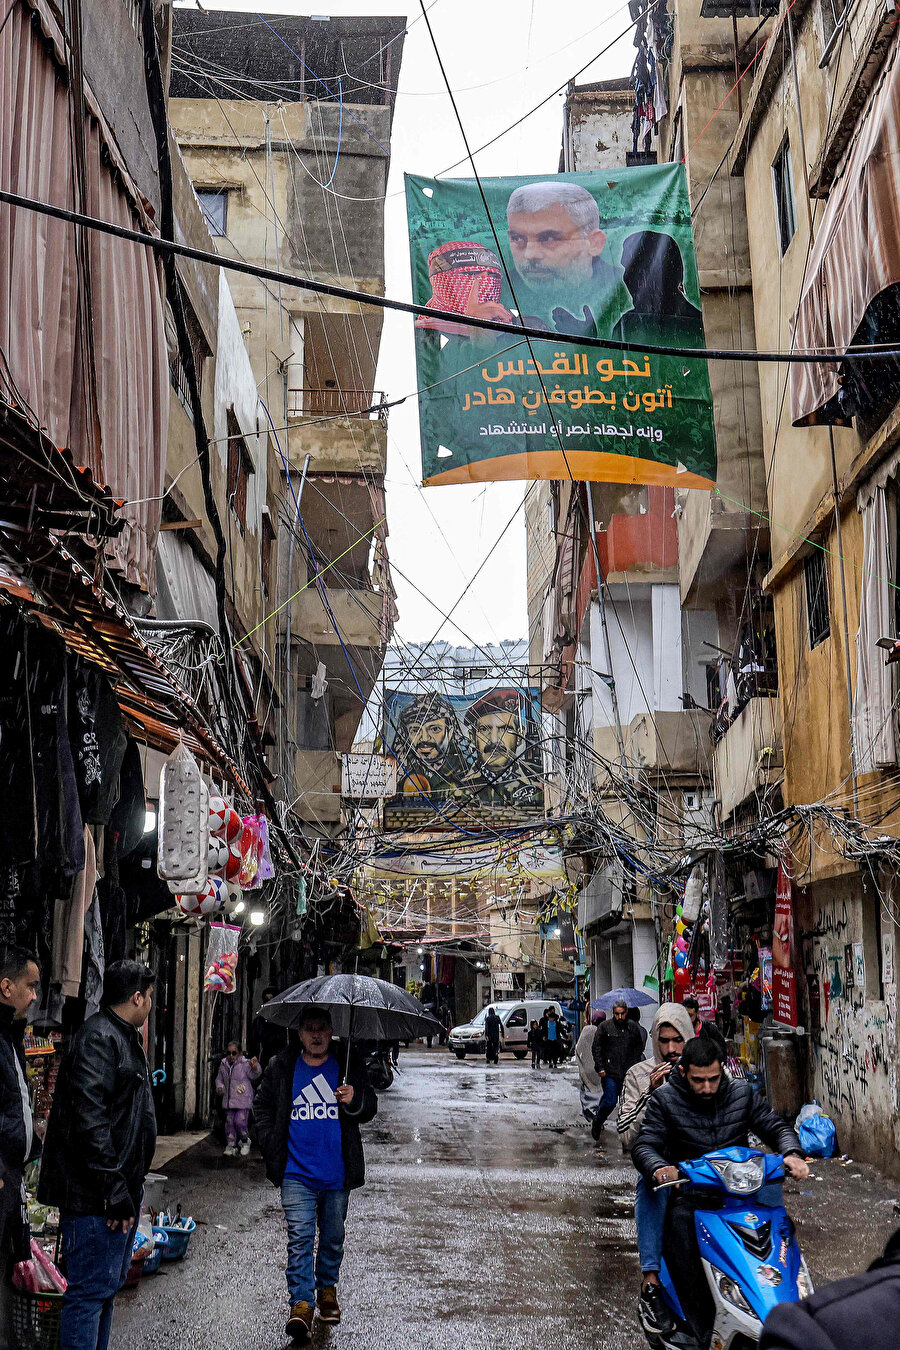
[405,166,717,489]
[382,687,544,830]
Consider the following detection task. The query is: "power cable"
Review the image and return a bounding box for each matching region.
[433,1,658,178]
[6,186,900,366]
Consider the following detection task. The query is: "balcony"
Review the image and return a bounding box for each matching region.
[292,749,342,825]
[291,586,385,649]
[713,694,782,821]
[624,710,713,777]
[578,863,626,936]
[287,389,387,475]
[287,388,387,419]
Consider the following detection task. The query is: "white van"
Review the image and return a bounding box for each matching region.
[447,999,566,1059]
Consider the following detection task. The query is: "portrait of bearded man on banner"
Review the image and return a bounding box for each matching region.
[505,180,624,337]
[392,692,470,797]
[459,688,543,809]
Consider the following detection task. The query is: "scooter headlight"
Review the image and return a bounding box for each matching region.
[797,1261,814,1299]
[711,1266,757,1318]
[709,1155,766,1194]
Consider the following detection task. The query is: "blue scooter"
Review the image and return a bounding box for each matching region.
[647,1147,814,1350]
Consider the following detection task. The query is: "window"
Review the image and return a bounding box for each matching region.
[506,1008,527,1028]
[772,140,797,255]
[168,304,209,421]
[197,189,227,237]
[226,411,254,533]
[804,549,830,648]
[819,0,848,63]
[261,510,276,598]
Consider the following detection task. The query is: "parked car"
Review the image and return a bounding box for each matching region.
[448,999,566,1059]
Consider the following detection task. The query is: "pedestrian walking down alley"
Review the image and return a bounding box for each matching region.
[113,1052,900,1350]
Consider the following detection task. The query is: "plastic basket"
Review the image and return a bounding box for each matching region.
[158,1218,195,1260]
[10,1290,63,1350]
[143,1228,169,1275]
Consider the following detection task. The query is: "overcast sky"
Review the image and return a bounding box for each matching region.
[175,1,632,645]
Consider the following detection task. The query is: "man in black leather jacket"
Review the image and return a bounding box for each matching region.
[632,1037,809,1340]
[0,947,41,1345]
[39,961,156,1350]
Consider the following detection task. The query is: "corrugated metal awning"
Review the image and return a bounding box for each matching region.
[0,529,248,790]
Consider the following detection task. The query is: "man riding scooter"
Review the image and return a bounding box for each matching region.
[632,1038,810,1345]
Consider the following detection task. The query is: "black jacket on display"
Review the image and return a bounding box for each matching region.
[38,1008,156,1218]
[254,1045,376,1190]
[631,1069,802,1183]
[592,1017,645,1081]
[760,1229,900,1350]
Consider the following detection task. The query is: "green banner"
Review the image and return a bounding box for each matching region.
[405,166,716,488]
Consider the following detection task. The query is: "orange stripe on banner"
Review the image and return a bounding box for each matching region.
[423,451,716,490]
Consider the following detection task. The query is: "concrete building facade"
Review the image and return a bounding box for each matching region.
[169,8,404,834]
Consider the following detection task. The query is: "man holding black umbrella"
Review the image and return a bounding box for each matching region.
[254,1007,377,1343]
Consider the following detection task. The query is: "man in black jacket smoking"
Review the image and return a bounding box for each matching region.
[39,961,156,1350]
[632,1037,809,1339]
[254,1008,376,1344]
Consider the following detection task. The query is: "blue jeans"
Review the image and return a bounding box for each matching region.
[635,1176,668,1273]
[59,1214,136,1350]
[593,1074,621,1129]
[281,1179,350,1307]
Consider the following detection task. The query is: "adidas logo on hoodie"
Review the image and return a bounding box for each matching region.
[291,1072,339,1121]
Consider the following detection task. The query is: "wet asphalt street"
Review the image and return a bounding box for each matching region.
[112,1049,900,1350]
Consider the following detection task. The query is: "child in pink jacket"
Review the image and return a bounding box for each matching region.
[215,1042,262,1156]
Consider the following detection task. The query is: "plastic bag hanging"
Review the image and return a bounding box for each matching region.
[237,815,264,889]
[157,740,206,881]
[167,780,210,895]
[204,921,240,993]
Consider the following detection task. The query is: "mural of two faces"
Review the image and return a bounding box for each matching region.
[383,687,544,830]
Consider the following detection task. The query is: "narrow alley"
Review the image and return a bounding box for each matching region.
[112,1052,900,1350]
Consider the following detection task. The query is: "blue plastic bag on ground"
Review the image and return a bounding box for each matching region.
[795,1101,836,1158]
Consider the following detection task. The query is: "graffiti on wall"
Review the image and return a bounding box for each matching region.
[806,896,896,1127]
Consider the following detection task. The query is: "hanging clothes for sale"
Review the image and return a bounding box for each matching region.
[68,659,128,826]
[25,621,85,874]
[0,609,37,867]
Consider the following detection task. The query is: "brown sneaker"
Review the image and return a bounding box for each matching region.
[317,1285,341,1323]
[285,1302,314,1341]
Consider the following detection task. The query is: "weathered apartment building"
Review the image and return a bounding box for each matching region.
[0,0,401,1130]
[169,7,403,835]
[570,0,900,1171]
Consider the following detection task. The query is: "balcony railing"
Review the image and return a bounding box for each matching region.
[287,388,387,420]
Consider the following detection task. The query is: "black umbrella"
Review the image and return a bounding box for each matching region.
[260,974,441,1043]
